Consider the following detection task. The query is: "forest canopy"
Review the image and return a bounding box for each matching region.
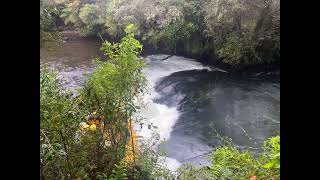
[40,0,280,67]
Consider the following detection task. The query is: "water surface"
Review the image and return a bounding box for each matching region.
[40,39,280,170]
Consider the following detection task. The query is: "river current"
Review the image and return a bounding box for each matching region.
[41,38,280,171]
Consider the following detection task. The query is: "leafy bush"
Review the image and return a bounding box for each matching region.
[216,34,244,65]
[110,163,128,180]
[177,136,280,179]
[129,139,175,179]
[262,135,280,178]
[41,24,148,179]
[209,146,260,179]
[55,0,279,66]
[40,0,63,48]
[40,70,84,179]
[40,30,62,48]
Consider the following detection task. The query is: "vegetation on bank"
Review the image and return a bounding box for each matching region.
[41,25,174,179]
[40,0,63,47]
[40,0,279,67]
[177,136,280,179]
[40,24,279,179]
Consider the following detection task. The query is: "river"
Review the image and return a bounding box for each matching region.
[40,37,280,171]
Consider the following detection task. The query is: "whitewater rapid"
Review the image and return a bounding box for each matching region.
[135,55,210,171]
[42,39,280,173]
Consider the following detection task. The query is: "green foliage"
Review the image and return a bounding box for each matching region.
[177,136,280,179]
[40,69,84,179]
[41,0,280,178]
[40,0,60,31]
[82,23,146,119]
[41,25,148,179]
[40,30,62,48]
[41,58,279,179]
[217,34,244,65]
[109,163,128,180]
[40,0,63,48]
[79,4,97,24]
[60,0,82,26]
[41,68,280,179]
[209,146,260,179]
[77,25,147,177]
[130,140,175,179]
[204,0,280,65]
[263,136,280,174]
[177,164,213,179]
[60,0,106,36]
[160,21,197,53]
[56,0,279,66]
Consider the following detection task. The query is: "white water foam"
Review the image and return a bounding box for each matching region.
[161,157,182,172]
[135,55,210,171]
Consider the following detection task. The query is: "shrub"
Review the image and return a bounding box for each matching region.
[177,136,280,179]
[41,24,148,179]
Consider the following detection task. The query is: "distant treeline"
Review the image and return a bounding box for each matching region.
[40,0,279,70]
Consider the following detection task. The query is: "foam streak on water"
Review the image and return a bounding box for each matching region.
[136,55,210,171]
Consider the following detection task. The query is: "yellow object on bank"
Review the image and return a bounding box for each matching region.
[78,119,139,164]
[124,121,139,165]
[89,124,97,131]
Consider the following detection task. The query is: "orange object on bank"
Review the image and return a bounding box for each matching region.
[249,176,257,180]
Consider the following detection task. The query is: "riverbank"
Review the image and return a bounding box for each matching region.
[58,30,279,79]
[41,36,280,176]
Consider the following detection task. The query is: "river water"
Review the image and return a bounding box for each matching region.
[40,38,280,171]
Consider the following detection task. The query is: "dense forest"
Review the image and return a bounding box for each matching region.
[40,0,280,179]
[41,0,279,71]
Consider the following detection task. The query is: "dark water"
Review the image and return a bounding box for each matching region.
[40,38,280,169]
[155,70,279,166]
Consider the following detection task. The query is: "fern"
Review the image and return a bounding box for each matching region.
[109,163,128,180]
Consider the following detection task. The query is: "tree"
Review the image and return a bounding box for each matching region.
[203,0,280,65]
[40,0,63,47]
[55,0,279,66]
[41,24,150,179]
